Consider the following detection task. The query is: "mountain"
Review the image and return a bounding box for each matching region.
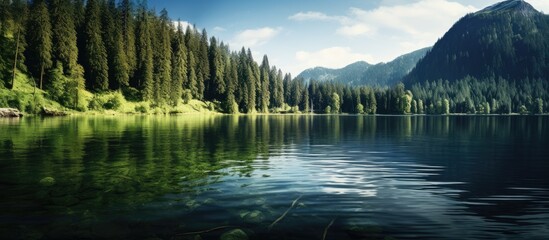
[404,0,549,86]
[297,61,371,83]
[297,47,430,87]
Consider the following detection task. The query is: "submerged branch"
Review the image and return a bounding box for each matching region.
[175,225,237,236]
[321,219,335,240]
[268,195,303,230]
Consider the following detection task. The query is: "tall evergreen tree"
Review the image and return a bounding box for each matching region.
[196,28,209,100]
[119,0,137,79]
[25,0,53,89]
[50,0,78,75]
[135,3,153,100]
[83,0,108,91]
[259,55,270,113]
[208,36,225,100]
[151,8,172,104]
[223,57,238,113]
[170,22,187,106]
[185,25,198,98]
[103,0,129,90]
[8,0,28,89]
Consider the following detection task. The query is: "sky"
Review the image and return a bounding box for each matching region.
[147,0,549,76]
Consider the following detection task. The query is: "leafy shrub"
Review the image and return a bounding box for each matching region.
[182,90,192,104]
[103,92,123,110]
[134,102,149,113]
[88,96,104,111]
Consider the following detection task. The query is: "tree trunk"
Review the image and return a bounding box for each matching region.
[11,28,21,90]
[40,64,44,90]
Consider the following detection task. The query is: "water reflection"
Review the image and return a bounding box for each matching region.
[0,115,548,239]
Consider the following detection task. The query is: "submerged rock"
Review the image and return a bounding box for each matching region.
[239,210,265,224]
[220,229,248,240]
[39,177,56,187]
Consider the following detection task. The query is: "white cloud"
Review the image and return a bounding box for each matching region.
[338,1,477,38]
[213,26,226,32]
[337,23,374,37]
[231,27,281,48]
[172,20,194,30]
[289,11,347,22]
[529,0,549,13]
[295,47,374,71]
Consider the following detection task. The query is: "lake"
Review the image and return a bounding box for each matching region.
[1,115,548,239]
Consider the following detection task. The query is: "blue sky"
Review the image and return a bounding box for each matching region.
[148,0,549,76]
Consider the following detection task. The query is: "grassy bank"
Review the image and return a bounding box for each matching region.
[0,72,219,116]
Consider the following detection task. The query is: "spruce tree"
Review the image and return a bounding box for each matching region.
[83,0,109,91]
[151,8,172,105]
[135,5,153,100]
[196,29,210,100]
[208,37,225,100]
[25,0,53,89]
[185,26,198,98]
[9,0,28,89]
[170,22,187,106]
[275,69,284,108]
[50,0,78,75]
[223,57,238,113]
[119,0,137,79]
[103,0,129,90]
[259,55,270,113]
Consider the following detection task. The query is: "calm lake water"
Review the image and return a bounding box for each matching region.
[1,115,548,239]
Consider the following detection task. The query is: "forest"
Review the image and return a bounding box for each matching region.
[0,0,547,115]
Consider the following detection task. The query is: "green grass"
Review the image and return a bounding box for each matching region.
[0,72,65,114]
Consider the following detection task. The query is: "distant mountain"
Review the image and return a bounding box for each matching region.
[297,47,430,87]
[297,61,371,83]
[404,0,549,85]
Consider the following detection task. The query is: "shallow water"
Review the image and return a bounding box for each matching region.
[1,115,548,239]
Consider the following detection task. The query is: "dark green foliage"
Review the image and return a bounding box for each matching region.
[259,55,270,112]
[103,0,129,90]
[405,6,549,85]
[410,77,548,114]
[0,0,27,89]
[119,0,137,79]
[196,29,209,100]
[170,22,187,106]
[135,5,153,100]
[50,0,78,75]
[83,0,108,91]
[25,0,53,89]
[151,8,172,105]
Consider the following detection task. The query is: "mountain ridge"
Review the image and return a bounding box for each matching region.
[298,47,430,87]
[404,0,549,86]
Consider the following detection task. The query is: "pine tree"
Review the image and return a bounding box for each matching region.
[9,0,28,89]
[25,0,53,90]
[302,87,310,113]
[208,37,225,100]
[135,4,153,100]
[83,0,108,91]
[170,22,187,106]
[103,0,129,90]
[187,51,198,96]
[50,0,78,75]
[275,69,284,108]
[223,57,238,113]
[151,8,172,105]
[119,0,137,79]
[185,25,198,99]
[196,28,209,100]
[259,55,270,113]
